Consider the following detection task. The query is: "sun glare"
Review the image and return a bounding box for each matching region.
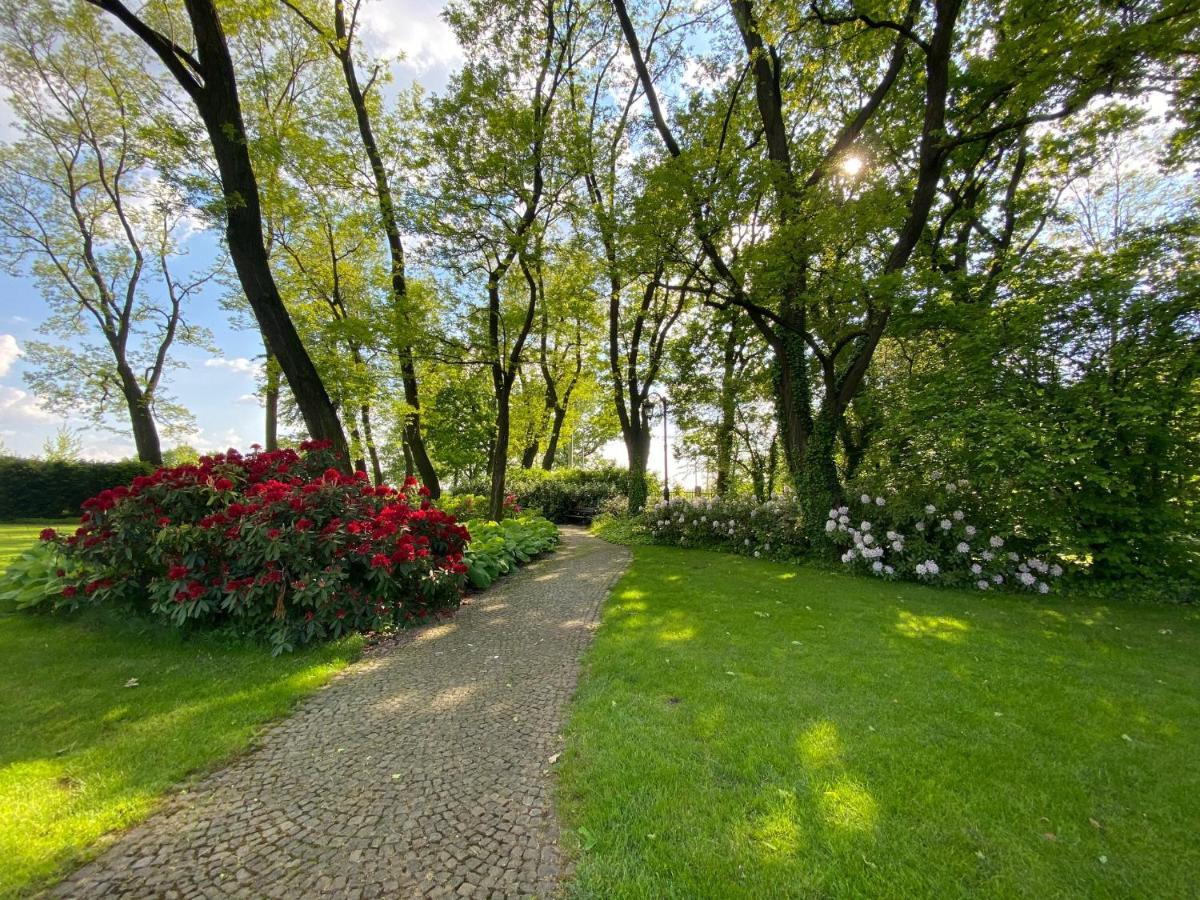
[840,154,865,177]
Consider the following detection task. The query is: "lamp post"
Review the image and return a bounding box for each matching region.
[645,392,669,502]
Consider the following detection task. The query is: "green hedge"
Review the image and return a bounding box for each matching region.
[455,465,659,523]
[0,456,153,520]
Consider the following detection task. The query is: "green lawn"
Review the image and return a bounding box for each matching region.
[559,546,1200,898]
[0,523,362,898]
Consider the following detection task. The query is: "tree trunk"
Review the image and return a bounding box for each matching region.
[714,320,738,497]
[624,425,652,513]
[488,387,512,520]
[264,348,280,451]
[117,361,162,466]
[347,416,367,475]
[361,404,383,485]
[520,440,539,469]
[541,404,567,470]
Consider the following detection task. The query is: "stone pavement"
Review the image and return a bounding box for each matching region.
[53,527,629,899]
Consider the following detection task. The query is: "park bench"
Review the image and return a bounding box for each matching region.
[560,505,598,525]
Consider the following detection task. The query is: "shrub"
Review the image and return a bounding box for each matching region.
[640,496,807,559]
[36,442,470,653]
[456,466,658,522]
[828,475,1064,592]
[462,515,559,589]
[0,456,152,520]
[439,492,521,521]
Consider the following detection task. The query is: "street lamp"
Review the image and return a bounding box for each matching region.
[644,391,669,502]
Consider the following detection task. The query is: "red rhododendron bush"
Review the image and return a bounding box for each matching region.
[40,441,470,653]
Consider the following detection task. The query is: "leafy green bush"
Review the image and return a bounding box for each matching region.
[0,540,94,611]
[462,515,559,589]
[0,456,152,520]
[455,466,657,523]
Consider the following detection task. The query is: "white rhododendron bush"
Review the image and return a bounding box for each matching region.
[828,475,1063,592]
[639,474,1064,593]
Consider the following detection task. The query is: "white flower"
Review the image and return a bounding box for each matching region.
[862,534,875,546]
[957,542,970,553]
[828,508,839,519]
[860,521,872,531]
[1018,563,1029,573]
[838,514,849,525]
[1018,572,1036,586]
[916,563,927,576]
[915,521,926,531]
[989,535,1004,548]
[1038,582,1049,594]
[886,531,897,541]
[926,560,940,575]
[860,493,871,504]
[931,469,943,481]
[953,510,964,521]
[872,561,883,572]
[825,520,836,532]
[700,515,707,523]
[1050,564,1063,577]
[744,538,750,546]
[884,565,895,575]
[875,496,886,506]
[940,519,952,530]
[993,574,1004,584]
[924,504,936,515]
[981,550,994,561]
[970,563,982,575]
[692,519,699,526]
[842,549,857,562]
[964,525,977,537]
[891,541,904,552]
[976,580,989,590]
[1008,552,1019,562]
[946,483,957,493]
[754,551,761,558]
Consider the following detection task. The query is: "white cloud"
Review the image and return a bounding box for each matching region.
[0,334,22,376]
[359,0,463,80]
[204,357,264,378]
[0,385,53,422]
[176,425,247,454]
[236,393,265,407]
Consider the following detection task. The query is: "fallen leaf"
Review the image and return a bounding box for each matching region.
[1043,833,1057,842]
[124,678,139,688]
[548,753,561,764]
[1099,855,1108,864]
[1090,818,1102,830]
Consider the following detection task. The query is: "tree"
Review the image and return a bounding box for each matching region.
[87,0,351,466]
[422,0,576,519]
[41,426,83,462]
[612,0,1197,541]
[278,0,443,494]
[0,0,212,465]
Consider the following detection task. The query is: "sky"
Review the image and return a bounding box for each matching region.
[0,0,684,480]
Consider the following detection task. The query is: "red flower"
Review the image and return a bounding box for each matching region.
[370,553,392,570]
[186,581,205,600]
[403,476,418,489]
[168,565,189,581]
[61,585,77,598]
[157,516,171,527]
[214,477,234,491]
[295,518,313,532]
[39,528,57,541]
[418,485,431,497]
[267,528,281,540]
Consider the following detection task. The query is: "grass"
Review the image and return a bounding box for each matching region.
[0,522,363,898]
[559,545,1200,898]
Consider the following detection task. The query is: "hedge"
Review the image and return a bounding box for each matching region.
[454,465,659,523]
[0,456,153,520]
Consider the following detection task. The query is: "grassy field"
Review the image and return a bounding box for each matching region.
[0,522,362,898]
[559,546,1200,898]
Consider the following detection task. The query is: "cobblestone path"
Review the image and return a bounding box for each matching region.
[53,527,629,899]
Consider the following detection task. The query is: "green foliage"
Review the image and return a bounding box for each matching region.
[456,466,658,523]
[461,515,559,589]
[0,456,152,519]
[0,539,87,611]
